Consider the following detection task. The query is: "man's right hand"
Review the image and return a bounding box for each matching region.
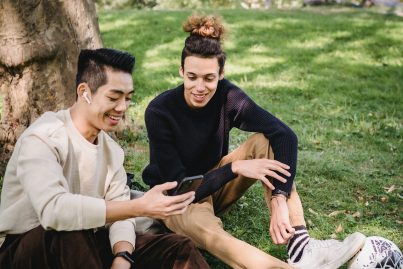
[106,182,195,223]
[231,159,290,190]
[138,181,195,219]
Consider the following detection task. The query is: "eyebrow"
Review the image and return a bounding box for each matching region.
[186,72,217,77]
[109,89,135,95]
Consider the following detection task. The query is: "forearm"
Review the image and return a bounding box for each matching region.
[267,127,298,194]
[235,93,298,194]
[105,199,144,223]
[195,163,237,201]
[113,240,134,254]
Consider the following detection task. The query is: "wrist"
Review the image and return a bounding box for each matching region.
[271,194,287,201]
[129,197,144,218]
[114,256,132,268]
[114,251,134,267]
[231,160,239,174]
[272,189,290,198]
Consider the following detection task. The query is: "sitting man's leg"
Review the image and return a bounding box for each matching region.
[133,233,210,269]
[213,133,366,269]
[0,226,108,269]
[164,199,291,269]
[269,184,365,269]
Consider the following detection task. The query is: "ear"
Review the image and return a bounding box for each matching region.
[77,83,91,99]
[179,66,184,78]
[219,69,225,80]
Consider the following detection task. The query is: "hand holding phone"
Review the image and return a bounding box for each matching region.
[138,181,195,219]
[174,175,203,195]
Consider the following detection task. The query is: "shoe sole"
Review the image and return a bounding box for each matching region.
[321,232,367,269]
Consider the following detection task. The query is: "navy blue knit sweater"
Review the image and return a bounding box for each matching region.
[142,79,298,201]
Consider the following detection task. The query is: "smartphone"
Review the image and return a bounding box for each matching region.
[174,175,204,195]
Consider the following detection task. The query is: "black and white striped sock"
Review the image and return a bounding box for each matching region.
[287,226,310,263]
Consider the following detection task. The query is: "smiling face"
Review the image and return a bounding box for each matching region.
[82,68,133,133]
[180,56,224,109]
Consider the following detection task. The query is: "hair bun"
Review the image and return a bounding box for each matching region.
[183,14,225,40]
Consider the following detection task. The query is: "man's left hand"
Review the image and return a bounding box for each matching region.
[269,195,295,245]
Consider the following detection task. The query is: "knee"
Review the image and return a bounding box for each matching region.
[247,133,270,158]
[250,133,269,146]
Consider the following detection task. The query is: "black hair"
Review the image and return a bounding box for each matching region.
[75,48,135,93]
[181,35,226,74]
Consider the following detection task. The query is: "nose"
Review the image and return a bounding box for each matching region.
[195,79,205,92]
[115,99,128,112]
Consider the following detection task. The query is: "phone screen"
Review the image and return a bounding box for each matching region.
[174,175,203,195]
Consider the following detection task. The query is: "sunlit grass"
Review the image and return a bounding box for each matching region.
[98,7,403,268]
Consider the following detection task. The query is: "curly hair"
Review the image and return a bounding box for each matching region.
[181,14,226,74]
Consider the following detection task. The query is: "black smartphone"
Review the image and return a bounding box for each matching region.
[174,175,204,195]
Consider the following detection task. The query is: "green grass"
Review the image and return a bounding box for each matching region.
[99,7,402,268]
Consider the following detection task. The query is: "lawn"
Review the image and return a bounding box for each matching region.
[99,7,402,268]
[0,5,400,268]
[6,6,402,269]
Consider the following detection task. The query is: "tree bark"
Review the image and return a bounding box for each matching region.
[0,0,102,175]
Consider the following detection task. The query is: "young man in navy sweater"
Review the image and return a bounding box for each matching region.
[142,15,366,269]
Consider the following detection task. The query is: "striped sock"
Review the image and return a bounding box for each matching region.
[287,226,310,263]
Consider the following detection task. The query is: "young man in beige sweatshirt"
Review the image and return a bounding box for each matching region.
[0,48,210,269]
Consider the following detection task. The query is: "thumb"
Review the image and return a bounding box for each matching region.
[154,181,178,192]
[286,223,295,236]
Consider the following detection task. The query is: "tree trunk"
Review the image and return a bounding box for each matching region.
[0,0,102,175]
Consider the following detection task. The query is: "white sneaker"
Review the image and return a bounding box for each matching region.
[288,232,366,269]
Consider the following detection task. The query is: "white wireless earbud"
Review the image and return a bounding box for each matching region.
[83,91,91,104]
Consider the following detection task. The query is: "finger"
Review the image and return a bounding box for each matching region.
[285,223,295,238]
[269,225,278,244]
[154,181,178,192]
[270,229,278,244]
[266,165,291,177]
[276,225,289,245]
[265,171,287,183]
[260,176,274,190]
[169,191,195,203]
[274,225,285,245]
[166,196,195,215]
[266,160,290,170]
[166,206,189,216]
[167,195,195,212]
[279,224,292,243]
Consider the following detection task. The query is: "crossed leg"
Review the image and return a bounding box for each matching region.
[164,133,306,269]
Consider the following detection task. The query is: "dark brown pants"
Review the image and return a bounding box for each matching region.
[0,226,210,269]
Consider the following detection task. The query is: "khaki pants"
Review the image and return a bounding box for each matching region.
[164,133,306,269]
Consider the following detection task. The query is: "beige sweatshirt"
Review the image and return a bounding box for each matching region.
[0,109,142,248]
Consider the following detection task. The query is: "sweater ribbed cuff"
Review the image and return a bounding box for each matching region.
[194,163,237,202]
